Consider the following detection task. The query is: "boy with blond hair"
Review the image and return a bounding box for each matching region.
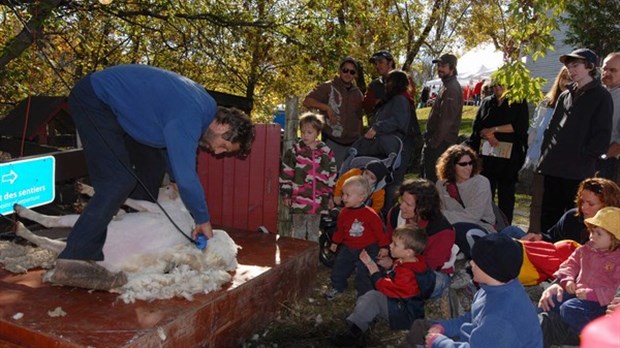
[326,175,390,300]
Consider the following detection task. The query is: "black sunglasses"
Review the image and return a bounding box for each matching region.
[341,68,356,75]
[456,160,474,167]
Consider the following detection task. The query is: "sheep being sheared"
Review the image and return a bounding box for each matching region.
[11,184,240,303]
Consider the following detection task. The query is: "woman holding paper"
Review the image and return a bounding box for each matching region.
[465,81,528,223]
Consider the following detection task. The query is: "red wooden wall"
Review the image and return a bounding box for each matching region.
[197,124,281,233]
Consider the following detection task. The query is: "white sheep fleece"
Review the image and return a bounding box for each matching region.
[10,222,240,303]
[110,229,241,303]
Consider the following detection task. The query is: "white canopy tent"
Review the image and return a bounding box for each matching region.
[425,44,504,89]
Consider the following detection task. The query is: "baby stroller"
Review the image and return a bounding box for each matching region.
[339,134,403,178]
[318,207,340,267]
[317,136,403,267]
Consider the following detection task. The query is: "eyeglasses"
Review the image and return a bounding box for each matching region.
[341,68,356,75]
[456,161,474,167]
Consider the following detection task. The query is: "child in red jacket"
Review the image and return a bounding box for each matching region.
[326,175,390,300]
[332,225,430,346]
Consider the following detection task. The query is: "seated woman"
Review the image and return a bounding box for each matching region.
[383,178,456,298]
[515,177,620,244]
[435,144,496,258]
[351,70,412,161]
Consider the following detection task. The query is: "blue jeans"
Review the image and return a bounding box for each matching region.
[59,75,163,261]
[548,293,606,334]
[500,225,527,239]
[331,243,379,297]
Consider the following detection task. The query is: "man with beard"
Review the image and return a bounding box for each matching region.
[52,64,254,290]
[421,54,463,182]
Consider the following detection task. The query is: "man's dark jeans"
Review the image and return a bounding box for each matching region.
[59,75,164,261]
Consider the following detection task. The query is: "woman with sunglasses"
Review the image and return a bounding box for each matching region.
[465,81,529,224]
[303,57,364,169]
[522,177,620,244]
[435,144,496,258]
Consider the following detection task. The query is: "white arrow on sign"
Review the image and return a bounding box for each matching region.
[2,170,18,184]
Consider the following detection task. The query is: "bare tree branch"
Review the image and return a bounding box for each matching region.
[0,0,64,71]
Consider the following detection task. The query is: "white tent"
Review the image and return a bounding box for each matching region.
[425,44,504,88]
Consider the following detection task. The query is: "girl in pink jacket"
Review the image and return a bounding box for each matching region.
[545,206,620,336]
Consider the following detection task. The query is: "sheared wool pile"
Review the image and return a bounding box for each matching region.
[0,240,56,273]
[111,230,240,303]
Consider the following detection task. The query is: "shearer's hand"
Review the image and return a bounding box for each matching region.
[193,221,214,240]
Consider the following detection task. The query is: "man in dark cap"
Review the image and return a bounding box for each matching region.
[421,53,463,182]
[537,48,613,233]
[363,50,397,123]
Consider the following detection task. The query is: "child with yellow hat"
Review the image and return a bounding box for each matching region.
[538,206,620,346]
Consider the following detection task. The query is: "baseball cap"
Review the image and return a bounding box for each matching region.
[559,48,599,66]
[432,53,458,67]
[340,56,357,68]
[369,50,394,63]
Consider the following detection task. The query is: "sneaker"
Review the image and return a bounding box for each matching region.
[331,323,365,347]
[331,331,365,347]
[324,287,342,301]
[48,259,127,291]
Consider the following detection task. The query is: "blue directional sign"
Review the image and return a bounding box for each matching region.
[0,156,55,215]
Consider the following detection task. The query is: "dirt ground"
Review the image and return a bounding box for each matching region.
[240,260,547,348]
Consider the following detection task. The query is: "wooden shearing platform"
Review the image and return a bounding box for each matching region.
[0,228,318,347]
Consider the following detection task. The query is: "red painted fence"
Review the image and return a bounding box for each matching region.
[197,124,281,233]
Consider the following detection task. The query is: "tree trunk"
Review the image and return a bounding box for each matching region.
[402,0,443,72]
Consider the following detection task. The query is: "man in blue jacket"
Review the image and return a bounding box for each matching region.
[52,65,254,290]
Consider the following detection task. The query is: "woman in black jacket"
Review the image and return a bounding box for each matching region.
[467,81,529,223]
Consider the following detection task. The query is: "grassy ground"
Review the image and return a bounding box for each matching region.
[417,105,479,137]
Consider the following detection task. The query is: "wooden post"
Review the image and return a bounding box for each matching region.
[277,96,299,237]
